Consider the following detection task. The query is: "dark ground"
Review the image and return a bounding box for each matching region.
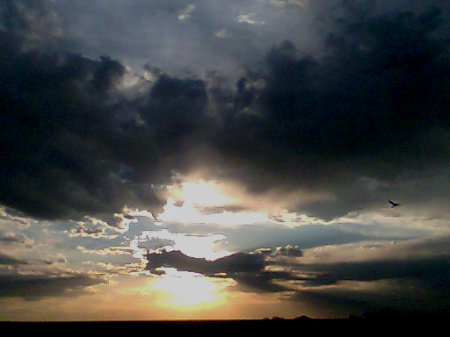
[1,315,447,333]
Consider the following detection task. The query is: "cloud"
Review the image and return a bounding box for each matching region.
[41,256,68,265]
[67,226,118,240]
[273,245,303,257]
[178,4,195,21]
[290,253,450,316]
[207,5,450,219]
[65,216,125,239]
[0,231,32,246]
[0,272,106,300]
[300,235,450,264]
[146,250,265,275]
[263,235,450,315]
[76,245,133,257]
[0,2,209,224]
[143,235,450,313]
[0,0,64,51]
[292,278,450,317]
[0,207,31,229]
[145,249,296,292]
[137,238,176,251]
[0,251,27,265]
[237,12,265,25]
[296,255,450,288]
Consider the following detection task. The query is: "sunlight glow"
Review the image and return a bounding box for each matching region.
[155,177,334,227]
[152,269,228,310]
[158,197,271,226]
[158,180,271,226]
[181,182,229,207]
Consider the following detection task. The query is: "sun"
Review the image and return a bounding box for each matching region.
[152,269,228,310]
[181,182,229,207]
[158,179,271,226]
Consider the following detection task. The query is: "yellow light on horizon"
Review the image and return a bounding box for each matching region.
[152,269,229,310]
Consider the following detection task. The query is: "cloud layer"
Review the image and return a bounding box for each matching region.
[0,272,106,299]
[0,0,448,225]
[145,236,450,315]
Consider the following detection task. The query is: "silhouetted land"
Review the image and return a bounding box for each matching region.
[1,314,448,333]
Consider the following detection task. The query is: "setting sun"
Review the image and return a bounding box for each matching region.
[152,269,229,310]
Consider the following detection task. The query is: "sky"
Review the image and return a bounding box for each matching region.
[0,0,449,320]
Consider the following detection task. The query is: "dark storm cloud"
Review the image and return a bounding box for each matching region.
[0,44,161,221]
[267,235,450,315]
[0,0,63,50]
[0,0,449,224]
[0,272,106,299]
[291,254,450,316]
[294,280,449,317]
[0,0,211,224]
[210,4,450,218]
[297,255,450,288]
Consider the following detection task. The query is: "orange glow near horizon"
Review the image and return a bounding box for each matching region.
[151,269,231,310]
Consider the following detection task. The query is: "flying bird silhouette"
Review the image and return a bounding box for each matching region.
[388,200,400,208]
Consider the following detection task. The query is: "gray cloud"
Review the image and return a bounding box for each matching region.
[146,250,266,275]
[210,6,449,219]
[139,238,176,251]
[0,272,106,300]
[0,46,167,222]
[0,251,27,265]
[144,234,450,314]
[293,279,449,317]
[52,0,322,77]
[0,1,209,223]
[276,236,450,315]
[146,249,299,292]
[273,245,304,257]
[297,255,450,288]
[144,236,450,309]
[0,231,28,244]
[291,253,450,316]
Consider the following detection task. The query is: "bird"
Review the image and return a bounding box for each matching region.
[388,200,400,208]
